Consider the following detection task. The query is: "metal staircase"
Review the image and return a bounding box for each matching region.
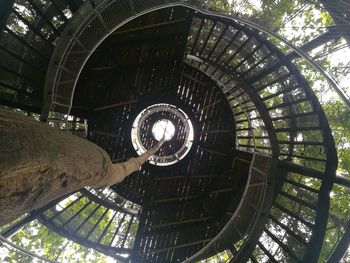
[0,1,349,263]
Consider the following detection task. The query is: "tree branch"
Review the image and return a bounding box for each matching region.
[98,138,165,187]
[0,109,164,226]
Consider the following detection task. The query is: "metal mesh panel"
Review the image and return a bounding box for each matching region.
[1,0,349,262]
[132,0,171,13]
[100,0,134,29]
[185,153,271,262]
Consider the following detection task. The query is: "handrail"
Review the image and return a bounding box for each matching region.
[37,1,341,262]
[0,234,58,263]
[184,152,271,262]
[80,188,140,216]
[197,6,350,111]
[326,221,350,263]
[41,0,350,120]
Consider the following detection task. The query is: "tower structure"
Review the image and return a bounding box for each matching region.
[0,1,349,262]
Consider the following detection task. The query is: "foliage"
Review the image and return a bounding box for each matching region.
[215,1,350,262]
[1,0,350,262]
[208,0,232,13]
[198,250,232,263]
[0,219,115,263]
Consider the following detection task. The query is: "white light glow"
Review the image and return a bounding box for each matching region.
[131,103,194,166]
[152,119,175,141]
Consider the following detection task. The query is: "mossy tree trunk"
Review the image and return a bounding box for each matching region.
[0,109,162,226]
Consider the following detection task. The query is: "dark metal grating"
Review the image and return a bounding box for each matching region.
[0,0,348,262]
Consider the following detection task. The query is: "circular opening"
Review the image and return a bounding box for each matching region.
[131,103,194,166]
[152,119,175,141]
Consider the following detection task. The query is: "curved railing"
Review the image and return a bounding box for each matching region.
[41,0,208,119]
[1,0,346,262]
[183,11,337,262]
[81,187,140,216]
[185,152,272,262]
[0,234,57,263]
[39,191,138,261]
[0,0,75,112]
[37,1,340,262]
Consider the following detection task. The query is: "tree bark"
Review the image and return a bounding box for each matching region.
[0,109,163,226]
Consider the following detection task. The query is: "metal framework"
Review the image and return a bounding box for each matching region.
[0,0,349,263]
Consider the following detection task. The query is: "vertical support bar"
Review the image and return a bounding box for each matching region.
[0,0,14,30]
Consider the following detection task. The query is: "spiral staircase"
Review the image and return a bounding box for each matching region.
[0,0,349,262]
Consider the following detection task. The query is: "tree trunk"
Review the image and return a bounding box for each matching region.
[0,109,162,226]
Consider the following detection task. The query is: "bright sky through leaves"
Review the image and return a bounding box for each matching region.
[152,119,176,141]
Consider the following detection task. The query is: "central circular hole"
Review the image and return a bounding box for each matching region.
[152,119,175,141]
[131,103,194,166]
